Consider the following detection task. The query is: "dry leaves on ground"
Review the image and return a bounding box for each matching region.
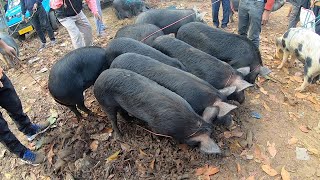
[281,166,290,180]
[267,141,277,158]
[195,164,219,179]
[288,137,298,145]
[90,140,99,152]
[106,150,121,162]
[261,164,278,176]
[299,125,310,133]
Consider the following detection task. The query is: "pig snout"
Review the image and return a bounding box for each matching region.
[188,133,222,154]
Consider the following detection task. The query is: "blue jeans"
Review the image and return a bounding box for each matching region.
[238,0,264,48]
[95,0,106,35]
[212,0,231,28]
[314,6,320,35]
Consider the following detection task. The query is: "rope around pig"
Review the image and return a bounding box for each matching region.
[140,0,221,42]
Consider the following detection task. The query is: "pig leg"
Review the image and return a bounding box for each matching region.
[105,107,122,139]
[77,101,93,115]
[277,50,290,69]
[66,104,83,119]
[295,58,318,92]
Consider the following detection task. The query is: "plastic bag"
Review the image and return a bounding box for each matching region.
[300,7,316,31]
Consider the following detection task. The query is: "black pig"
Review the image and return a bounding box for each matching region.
[48,47,108,119]
[110,53,237,127]
[94,68,222,154]
[115,24,164,46]
[113,0,146,19]
[105,37,186,70]
[152,35,252,103]
[176,22,271,84]
[135,8,205,35]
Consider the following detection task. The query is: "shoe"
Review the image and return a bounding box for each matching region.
[26,121,50,141]
[38,43,46,52]
[97,32,107,38]
[21,149,46,166]
[50,40,56,46]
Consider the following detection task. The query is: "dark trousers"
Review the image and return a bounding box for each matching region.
[212,0,231,28]
[0,74,33,158]
[314,6,320,35]
[31,5,55,43]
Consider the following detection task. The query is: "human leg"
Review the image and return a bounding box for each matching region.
[212,0,221,27]
[288,4,300,29]
[238,0,250,36]
[221,0,231,28]
[76,11,93,46]
[38,6,55,41]
[58,16,84,49]
[247,1,264,48]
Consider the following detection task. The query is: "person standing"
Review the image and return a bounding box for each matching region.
[237,0,275,48]
[51,0,101,49]
[95,0,106,37]
[312,0,320,35]
[0,39,50,165]
[212,0,231,30]
[21,0,56,51]
[287,0,310,29]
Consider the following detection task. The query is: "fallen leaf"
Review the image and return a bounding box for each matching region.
[299,125,310,133]
[195,164,208,176]
[120,143,130,152]
[178,144,188,152]
[281,166,290,180]
[47,143,55,165]
[106,150,121,162]
[39,67,48,73]
[237,162,241,173]
[150,159,155,170]
[101,127,113,134]
[50,109,58,118]
[288,137,298,145]
[195,164,219,177]
[24,106,32,113]
[139,149,148,156]
[246,175,255,180]
[255,94,260,99]
[259,87,268,95]
[314,104,320,112]
[90,140,99,152]
[261,164,278,176]
[232,129,244,137]
[224,131,232,138]
[267,141,277,158]
[4,173,12,179]
[307,96,318,104]
[307,148,319,155]
[263,102,271,112]
[295,92,308,99]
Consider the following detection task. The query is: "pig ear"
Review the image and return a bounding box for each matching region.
[190,134,222,154]
[237,67,250,76]
[219,86,236,96]
[213,101,237,117]
[259,66,272,76]
[198,12,207,20]
[202,106,219,123]
[192,6,198,12]
[237,79,253,92]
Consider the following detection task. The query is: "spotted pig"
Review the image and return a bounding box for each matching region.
[275,27,320,91]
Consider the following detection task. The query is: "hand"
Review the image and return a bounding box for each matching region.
[33,3,38,11]
[93,12,101,21]
[22,15,26,22]
[3,45,17,58]
[262,10,271,25]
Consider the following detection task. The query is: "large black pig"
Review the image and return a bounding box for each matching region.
[115,24,164,46]
[152,35,252,104]
[110,53,237,127]
[135,8,206,35]
[94,68,222,154]
[176,22,271,84]
[48,47,108,119]
[113,0,146,19]
[105,37,186,70]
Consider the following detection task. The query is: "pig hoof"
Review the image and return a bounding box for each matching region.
[277,65,283,69]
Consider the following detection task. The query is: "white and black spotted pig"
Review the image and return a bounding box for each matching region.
[275,27,320,91]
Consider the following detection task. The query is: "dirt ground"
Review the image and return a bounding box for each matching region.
[0,0,320,179]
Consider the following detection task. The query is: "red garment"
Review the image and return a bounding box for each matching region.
[265,0,275,11]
